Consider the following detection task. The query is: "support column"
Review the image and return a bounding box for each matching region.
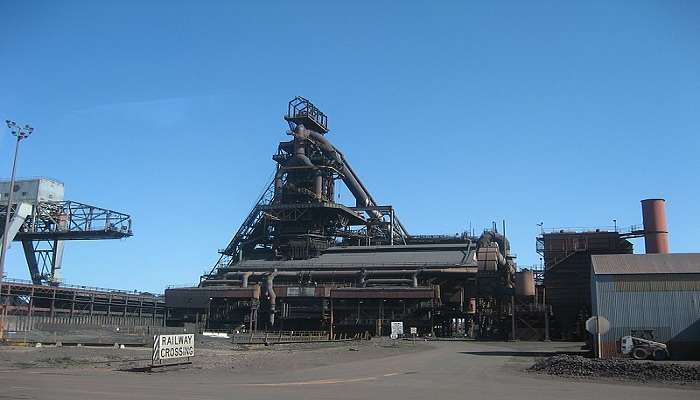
[50,240,65,284]
[50,288,56,319]
[329,298,334,340]
[70,291,76,322]
[511,295,516,341]
[107,294,112,322]
[390,208,394,246]
[28,287,35,331]
[249,306,254,333]
[89,294,94,324]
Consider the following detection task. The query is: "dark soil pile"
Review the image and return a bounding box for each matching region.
[529,354,700,384]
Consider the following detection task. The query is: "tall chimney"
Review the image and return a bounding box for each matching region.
[641,198,669,254]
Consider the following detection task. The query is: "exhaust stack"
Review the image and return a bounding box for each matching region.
[641,198,669,254]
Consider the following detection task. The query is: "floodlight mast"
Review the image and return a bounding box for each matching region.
[0,120,33,283]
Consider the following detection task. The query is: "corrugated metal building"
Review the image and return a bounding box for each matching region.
[591,253,700,359]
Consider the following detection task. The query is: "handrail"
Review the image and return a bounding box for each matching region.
[540,225,642,235]
[1,277,163,298]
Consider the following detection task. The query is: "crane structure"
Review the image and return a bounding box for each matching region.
[1,199,132,285]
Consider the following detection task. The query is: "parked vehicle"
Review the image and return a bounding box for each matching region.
[621,336,670,360]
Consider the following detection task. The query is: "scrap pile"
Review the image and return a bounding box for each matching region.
[529,354,700,383]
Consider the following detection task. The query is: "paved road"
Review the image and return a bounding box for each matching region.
[1,341,697,400]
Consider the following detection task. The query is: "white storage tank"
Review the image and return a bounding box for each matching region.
[0,178,64,205]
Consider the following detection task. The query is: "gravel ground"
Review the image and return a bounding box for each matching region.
[529,354,700,384]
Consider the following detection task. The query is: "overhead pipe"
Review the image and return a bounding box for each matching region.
[224,271,256,287]
[364,278,414,286]
[286,124,410,239]
[336,147,409,237]
[294,126,378,214]
[240,271,252,287]
[225,267,473,282]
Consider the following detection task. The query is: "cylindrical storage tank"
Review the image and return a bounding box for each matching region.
[641,198,669,254]
[515,271,536,297]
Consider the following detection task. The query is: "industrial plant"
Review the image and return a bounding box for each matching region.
[166,96,522,340]
[1,97,699,360]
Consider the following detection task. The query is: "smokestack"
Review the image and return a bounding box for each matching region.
[641,198,669,254]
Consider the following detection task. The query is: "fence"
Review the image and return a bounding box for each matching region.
[232,330,330,344]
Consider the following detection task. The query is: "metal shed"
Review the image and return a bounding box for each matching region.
[591,253,700,359]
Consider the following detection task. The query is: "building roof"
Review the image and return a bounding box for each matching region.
[591,253,700,275]
[235,245,476,271]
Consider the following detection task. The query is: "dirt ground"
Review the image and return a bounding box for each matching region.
[1,340,698,400]
[0,336,431,373]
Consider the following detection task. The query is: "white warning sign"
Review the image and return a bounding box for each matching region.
[390,321,404,339]
[152,334,195,364]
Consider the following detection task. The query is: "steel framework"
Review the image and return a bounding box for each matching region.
[1,201,132,284]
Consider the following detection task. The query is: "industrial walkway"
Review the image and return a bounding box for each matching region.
[1,341,697,400]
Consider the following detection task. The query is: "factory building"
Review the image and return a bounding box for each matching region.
[539,229,633,339]
[166,97,523,339]
[539,198,671,340]
[591,253,700,359]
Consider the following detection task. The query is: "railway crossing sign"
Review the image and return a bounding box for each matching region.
[152,334,195,366]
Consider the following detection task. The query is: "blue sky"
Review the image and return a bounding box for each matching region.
[1,1,698,292]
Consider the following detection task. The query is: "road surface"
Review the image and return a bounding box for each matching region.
[1,341,696,399]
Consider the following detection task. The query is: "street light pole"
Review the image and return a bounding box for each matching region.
[0,120,33,283]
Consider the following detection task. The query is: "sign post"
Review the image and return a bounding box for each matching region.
[410,327,417,344]
[152,334,195,368]
[585,316,610,359]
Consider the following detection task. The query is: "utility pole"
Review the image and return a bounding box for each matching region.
[0,120,33,283]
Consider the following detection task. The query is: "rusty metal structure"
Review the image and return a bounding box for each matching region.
[0,278,165,335]
[166,97,518,338]
[539,199,671,340]
[641,198,669,254]
[0,178,133,286]
[0,180,146,337]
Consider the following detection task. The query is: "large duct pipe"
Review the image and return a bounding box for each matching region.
[477,231,510,258]
[314,173,323,199]
[241,271,252,287]
[291,125,410,238]
[295,127,376,211]
[641,198,669,254]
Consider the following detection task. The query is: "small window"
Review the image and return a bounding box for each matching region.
[21,192,27,196]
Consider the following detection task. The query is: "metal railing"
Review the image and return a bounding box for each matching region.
[1,277,163,298]
[540,225,642,235]
[232,330,330,344]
